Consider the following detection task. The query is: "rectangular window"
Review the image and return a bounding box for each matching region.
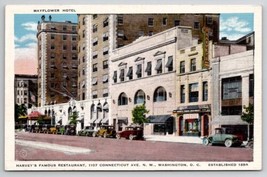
[72,54,77,60]
[103,60,108,69]
[63,25,67,31]
[103,47,109,55]
[145,62,152,76]
[206,16,213,25]
[191,46,196,51]
[180,85,185,103]
[93,64,98,72]
[189,83,199,102]
[203,81,208,101]
[93,24,98,33]
[93,51,98,59]
[93,38,98,46]
[92,91,97,99]
[221,106,242,115]
[180,61,185,73]
[119,69,125,82]
[63,35,67,40]
[222,76,242,100]
[155,59,162,74]
[82,17,86,25]
[194,22,200,29]
[103,18,109,27]
[51,34,55,40]
[82,92,86,100]
[63,53,67,59]
[51,45,55,50]
[162,17,167,26]
[82,30,85,38]
[92,77,98,86]
[117,30,124,38]
[118,15,123,25]
[136,64,142,78]
[148,18,154,26]
[93,14,97,19]
[190,58,196,72]
[166,56,173,72]
[72,45,77,51]
[127,67,133,80]
[103,32,109,41]
[72,36,77,41]
[174,20,180,26]
[51,53,55,59]
[102,75,109,83]
[103,89,108,97]
[113,71,117,83]
[63,45,67,50]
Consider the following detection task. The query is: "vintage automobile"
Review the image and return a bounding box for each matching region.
[78,126,96,136]
[94,125,116,138]
[116,126,144,140]
[65,125,76,135]
[203,128,243,147]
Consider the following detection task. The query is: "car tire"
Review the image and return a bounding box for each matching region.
[225,139,233,148]
[116,134,121,139]
[203,138,210,146]
[92,132,97,137]
[129,134,134,141]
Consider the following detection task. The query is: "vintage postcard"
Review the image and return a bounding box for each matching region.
[5,5,262,171]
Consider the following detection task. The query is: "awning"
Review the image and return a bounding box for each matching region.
[113,71,117,80]
[145,62,151,72]
[155,60,162,70]
[102,75,108,82]
[28,111,44,119]
[175,104,211,112]
[101,117,109,124]
[136,65,142,75]
[126,67,133,77]
[147,115,173,123]
[92,77,98,85]
[103,103,109,110]
[18,115,28,119]
[211,116,248,125]
[165,56,173,67]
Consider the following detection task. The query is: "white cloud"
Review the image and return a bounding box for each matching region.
[21,22,38,32]
[15,33,37,43]
[220,16,252,33]
[25,42,37,48]
[15,47,37,60]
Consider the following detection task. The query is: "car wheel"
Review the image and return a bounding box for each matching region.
[92,132,97,137]
[225,139,233,148]
[116,134,121,139]
[129,134,134,141]
[203,138,210,146]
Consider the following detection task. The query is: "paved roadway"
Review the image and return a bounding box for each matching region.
[15,132,253,161]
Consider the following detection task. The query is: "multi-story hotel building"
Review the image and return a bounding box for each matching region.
[37,15,78,107]
[14,74,38,108]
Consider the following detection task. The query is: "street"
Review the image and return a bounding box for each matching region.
[15,132,253,161]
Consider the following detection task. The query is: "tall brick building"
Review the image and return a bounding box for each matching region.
[77,14,220,101]
[37,15,78,106]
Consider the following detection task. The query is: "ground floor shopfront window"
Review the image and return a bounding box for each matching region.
[184,119,200,136]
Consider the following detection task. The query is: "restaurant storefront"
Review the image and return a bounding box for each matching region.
[174,104,211,137]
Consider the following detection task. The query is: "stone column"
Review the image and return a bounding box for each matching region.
[242,74,250,109]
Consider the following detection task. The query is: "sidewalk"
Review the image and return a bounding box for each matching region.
[144,135,203,144]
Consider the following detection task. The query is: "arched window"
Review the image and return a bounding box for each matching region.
[153,86,167,102]
[118,92,128,105]
[134,90,145,104]
[90,104,95,120]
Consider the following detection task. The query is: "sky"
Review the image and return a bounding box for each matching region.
[14,13,254,75]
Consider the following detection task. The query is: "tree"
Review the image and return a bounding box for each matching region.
[132,104,149,125]
[14,104,27,122]
[241,103,254,140]
[69,111,79,125]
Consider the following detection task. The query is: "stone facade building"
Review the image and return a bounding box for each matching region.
[37,15,78,107]
[174,41,213,137]
[110,27,194,134]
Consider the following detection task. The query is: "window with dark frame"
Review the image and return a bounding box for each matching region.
[174,20,180,26]
[118,92,128,105]
[145,62,152,76]
[180,61,185,73]
[163,17,167,26]
[180,85,185,103]
[93,24,97,33]
[194,22,200,29]
[136,64,142,78]
[103,18,109,27]
[166,56,173,72]
[189,83,199,102]
[113,71,117,83]
[118,15,123,25]
[155,59,163,74]
[93,63,98,72]
[148,18,154,26]
[119,69,125,82]
[190,58,196,72]
[63,35,67,40]
[153,87,167,102]
[103,60,108,69]
[127,67,133,80]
